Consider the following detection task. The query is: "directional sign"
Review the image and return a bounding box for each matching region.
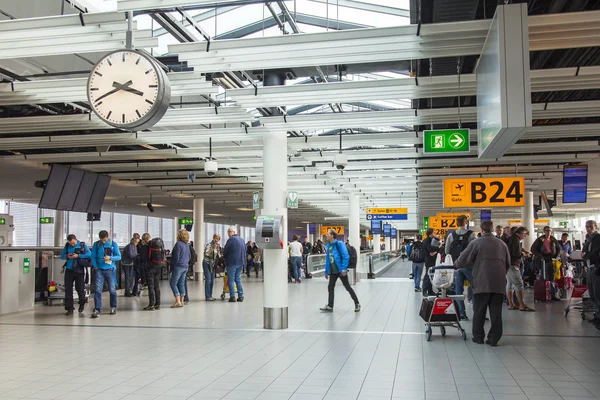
[424,129,470,154]
[383,224,391,238]
[0,218,5,225]
[287,191,298,209]
[443,177,525,208]
[23,257,30,274]
[508,219,550,225]
[39,217,54,224]
[252,192,260,209]
[367,207,408,214]
[321,226,344,235]
[559,221,568,228]
[436,212,473,221]
[366,214,408,221]
[423,217,429,228]
[309,223,316,234]
[178,218,193,225]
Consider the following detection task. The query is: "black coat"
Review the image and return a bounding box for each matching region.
[422,237,439,267]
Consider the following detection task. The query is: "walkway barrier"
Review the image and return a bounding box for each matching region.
[307,250,400,282]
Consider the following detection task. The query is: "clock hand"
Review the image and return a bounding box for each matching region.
[120,87,144,97]
[94,81,134,103]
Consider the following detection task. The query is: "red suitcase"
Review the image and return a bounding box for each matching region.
[534,259,552,302]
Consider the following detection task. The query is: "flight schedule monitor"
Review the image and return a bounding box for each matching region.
[563,165,588,204]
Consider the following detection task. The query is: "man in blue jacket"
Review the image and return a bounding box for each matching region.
[61,234,91,316]
[223,226,245,302]
[90,230,121,318]
[320,229,361,312]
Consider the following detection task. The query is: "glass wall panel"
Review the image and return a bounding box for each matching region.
[113,213,130,246]
[10,202,38,246]
[162,218,174,250]
[132,215,146,236]
[148,217,161,237]
[92,212,112,241]
[68,211,91,244]
[40,209,56,246]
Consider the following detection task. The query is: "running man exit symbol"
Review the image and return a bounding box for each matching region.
[432,135,444,149]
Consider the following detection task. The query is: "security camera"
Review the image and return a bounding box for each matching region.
[334,153,348,170]
[204,160,218,177]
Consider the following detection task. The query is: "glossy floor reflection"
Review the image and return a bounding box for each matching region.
[0,261,599,400]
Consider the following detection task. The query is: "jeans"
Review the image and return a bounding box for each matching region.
[94,269,117,311]
[122,264,134,295]
[64,268,85,311]
[328,273,359,308]
[146,267,161,307]
[170,266,188,297]
[291,256,302,281]
[473,293,504,344]
[227,264,244,298]
[413,263,424,289]
[203,261,215,299]
[455,267,474,317]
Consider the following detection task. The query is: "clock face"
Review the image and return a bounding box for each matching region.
[87,50,169,130]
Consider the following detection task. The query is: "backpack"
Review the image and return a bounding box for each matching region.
[449,231,473,262]
[409,241,425,263]
[148,237,166,266]
[189,245,198,265]
[345,243,358,269]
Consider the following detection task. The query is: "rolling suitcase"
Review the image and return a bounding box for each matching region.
[534,259,552,302]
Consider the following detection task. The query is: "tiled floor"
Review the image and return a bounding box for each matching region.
[1,261,599,400]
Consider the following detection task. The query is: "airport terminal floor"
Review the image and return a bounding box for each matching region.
[1,262,599,400]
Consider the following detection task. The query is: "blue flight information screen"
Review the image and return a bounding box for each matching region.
[563,165,588,203]
[383,224,391,238]
[480,210,492,221]
[371,220,382,235]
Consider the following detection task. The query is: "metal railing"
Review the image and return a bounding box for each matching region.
[307,250,400,280]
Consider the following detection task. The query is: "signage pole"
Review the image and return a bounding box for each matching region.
[348,194,361,275]
[521,191,535,251]
[193,198,204,282]
[53,210,64,247]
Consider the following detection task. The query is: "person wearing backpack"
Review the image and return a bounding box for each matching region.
[346,241,358,271]
[121,237,139,297]
[61,234,92,316]
[319,229,360,313]
[144,236,166,310]
[183,241,198,304]
[408,235,426,292]
[444,215,477,320]
[90,230,121,319]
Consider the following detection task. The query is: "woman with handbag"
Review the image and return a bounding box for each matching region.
[203,234,222,301]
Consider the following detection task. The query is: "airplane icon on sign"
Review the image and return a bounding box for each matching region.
[455,184,464,190]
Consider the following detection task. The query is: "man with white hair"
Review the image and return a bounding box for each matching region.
[223,226,246,302]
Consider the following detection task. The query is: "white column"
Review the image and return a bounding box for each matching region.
[373,234,381,254]
[306,224,311,243]
[522,191,535,251]
[53,210,64,246]
[173,217,179,244]
[193,198,204,281]
[263,128,288,330]
[385,237,391,252]
[348,194,361,272]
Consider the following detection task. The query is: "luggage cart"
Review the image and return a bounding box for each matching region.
[420,266,467,341]
[564,261,596,320]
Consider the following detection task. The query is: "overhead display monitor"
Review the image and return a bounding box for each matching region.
[39,164,70,210]
[383,224,391,238]
[72,171,99,213]
[86,174,111,214]
[480,210,492,221]
[56,168,85,211]
[371,220,382,235]
[391,228,397,237]
[563,165,588,204]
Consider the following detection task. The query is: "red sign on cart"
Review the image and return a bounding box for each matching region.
[572,286,588,298]
[432,298,456,315]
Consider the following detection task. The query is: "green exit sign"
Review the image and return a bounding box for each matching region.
[423,216,429,228]
[560,221,568,228]
[39,217,54,224]
[179,218,193,225]
[423,129,470,154]
[0,218,5,225]
[23,257,30,274]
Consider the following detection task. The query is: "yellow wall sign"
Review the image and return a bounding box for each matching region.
[429,216,439,228]
[437,212,473,221]
[366,208,408,214]
[321,226,345,235]
[508,219,550,225]
[443,177,525,208]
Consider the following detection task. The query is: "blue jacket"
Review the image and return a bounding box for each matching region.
[171,241,191,269]
[61,241,91,270]
[91,239,121,270]
[223,234,246,267]
[325,239,349,275]
[560,240,572,257]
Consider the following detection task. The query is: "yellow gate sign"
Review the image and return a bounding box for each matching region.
[321,226,345,235]
[443,177,525,208]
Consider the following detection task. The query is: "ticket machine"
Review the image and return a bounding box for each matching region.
[255,215,284,249]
